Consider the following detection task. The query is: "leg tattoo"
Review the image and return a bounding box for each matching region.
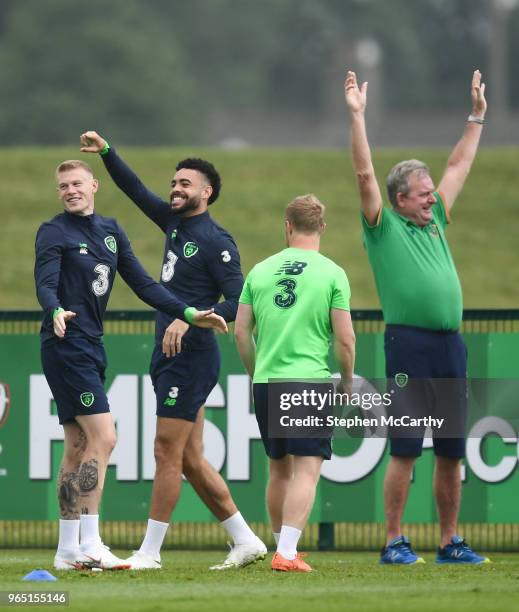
[78,459,99,494]
[73,427,88,455]
[57,467,80,519]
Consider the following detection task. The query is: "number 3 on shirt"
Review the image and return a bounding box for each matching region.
[162,250,178,282]
[274,278,297,309]
[92,264,110,296]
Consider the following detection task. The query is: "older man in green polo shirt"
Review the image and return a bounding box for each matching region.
[344,70,489,565]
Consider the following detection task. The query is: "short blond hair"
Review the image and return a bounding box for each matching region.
[55,159,94,178]
[285,194,325,234]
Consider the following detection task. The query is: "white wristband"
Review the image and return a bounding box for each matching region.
[467,114,485,125]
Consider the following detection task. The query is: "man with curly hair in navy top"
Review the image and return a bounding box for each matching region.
[80,132,266,570]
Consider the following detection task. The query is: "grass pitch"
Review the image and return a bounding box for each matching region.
[1,550,518,612]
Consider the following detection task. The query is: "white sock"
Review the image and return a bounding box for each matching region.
[221,512,256,545]
[57,519,80,554]
[80,514,101,551]
[139,519,169,558]
[273,532,280,545]
[277,525,302,561]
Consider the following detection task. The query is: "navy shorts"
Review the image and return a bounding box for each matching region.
[41,337,110,425]
[385,324,467,459]
[253,383,332,460]
[150,342,220,422]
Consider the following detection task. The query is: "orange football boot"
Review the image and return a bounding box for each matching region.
[271,552,312,572]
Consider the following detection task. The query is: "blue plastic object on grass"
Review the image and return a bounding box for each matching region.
[22,569,57,581]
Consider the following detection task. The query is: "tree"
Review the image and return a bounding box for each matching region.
[0,0,199,145]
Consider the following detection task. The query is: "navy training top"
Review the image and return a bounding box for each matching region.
[101,147,244,349]
[35,211,190,346]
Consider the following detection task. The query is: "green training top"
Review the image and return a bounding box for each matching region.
[239,247,351,383]
[362,192,462,331]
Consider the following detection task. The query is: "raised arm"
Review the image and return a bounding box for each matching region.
[437,70,487,211]
[344,71,383,226]
[234,303,256,378]
[80,131,170,231]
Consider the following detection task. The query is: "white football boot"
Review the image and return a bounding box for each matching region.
[209,537,267,570]
[53,549,91,571]
[126,550,162,570]
[79,543,131,570]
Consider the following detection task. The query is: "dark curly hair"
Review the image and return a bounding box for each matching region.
[176,158,221,205]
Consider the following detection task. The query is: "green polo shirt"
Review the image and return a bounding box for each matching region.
[362,192,462,331]
[239,247,351,383]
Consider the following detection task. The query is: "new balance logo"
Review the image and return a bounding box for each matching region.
[275,261,307,276]
[452,549,463,559]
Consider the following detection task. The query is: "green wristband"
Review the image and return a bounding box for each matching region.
[52,307,65,320]
[99,141,110,156]
[184,307,196,324]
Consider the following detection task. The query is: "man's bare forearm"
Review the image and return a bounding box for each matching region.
[351,111,375,177]
[344,70,383,223]
[445,121,484,177]
[235,335,256,378]
[447,69,487,174]
[335,338,355,383]
[350,112,382,223]
[438,120,485,208]
[438,70,487,208]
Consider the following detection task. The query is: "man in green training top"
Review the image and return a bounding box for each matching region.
[344,69,489,564]
[235,194,356,572]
